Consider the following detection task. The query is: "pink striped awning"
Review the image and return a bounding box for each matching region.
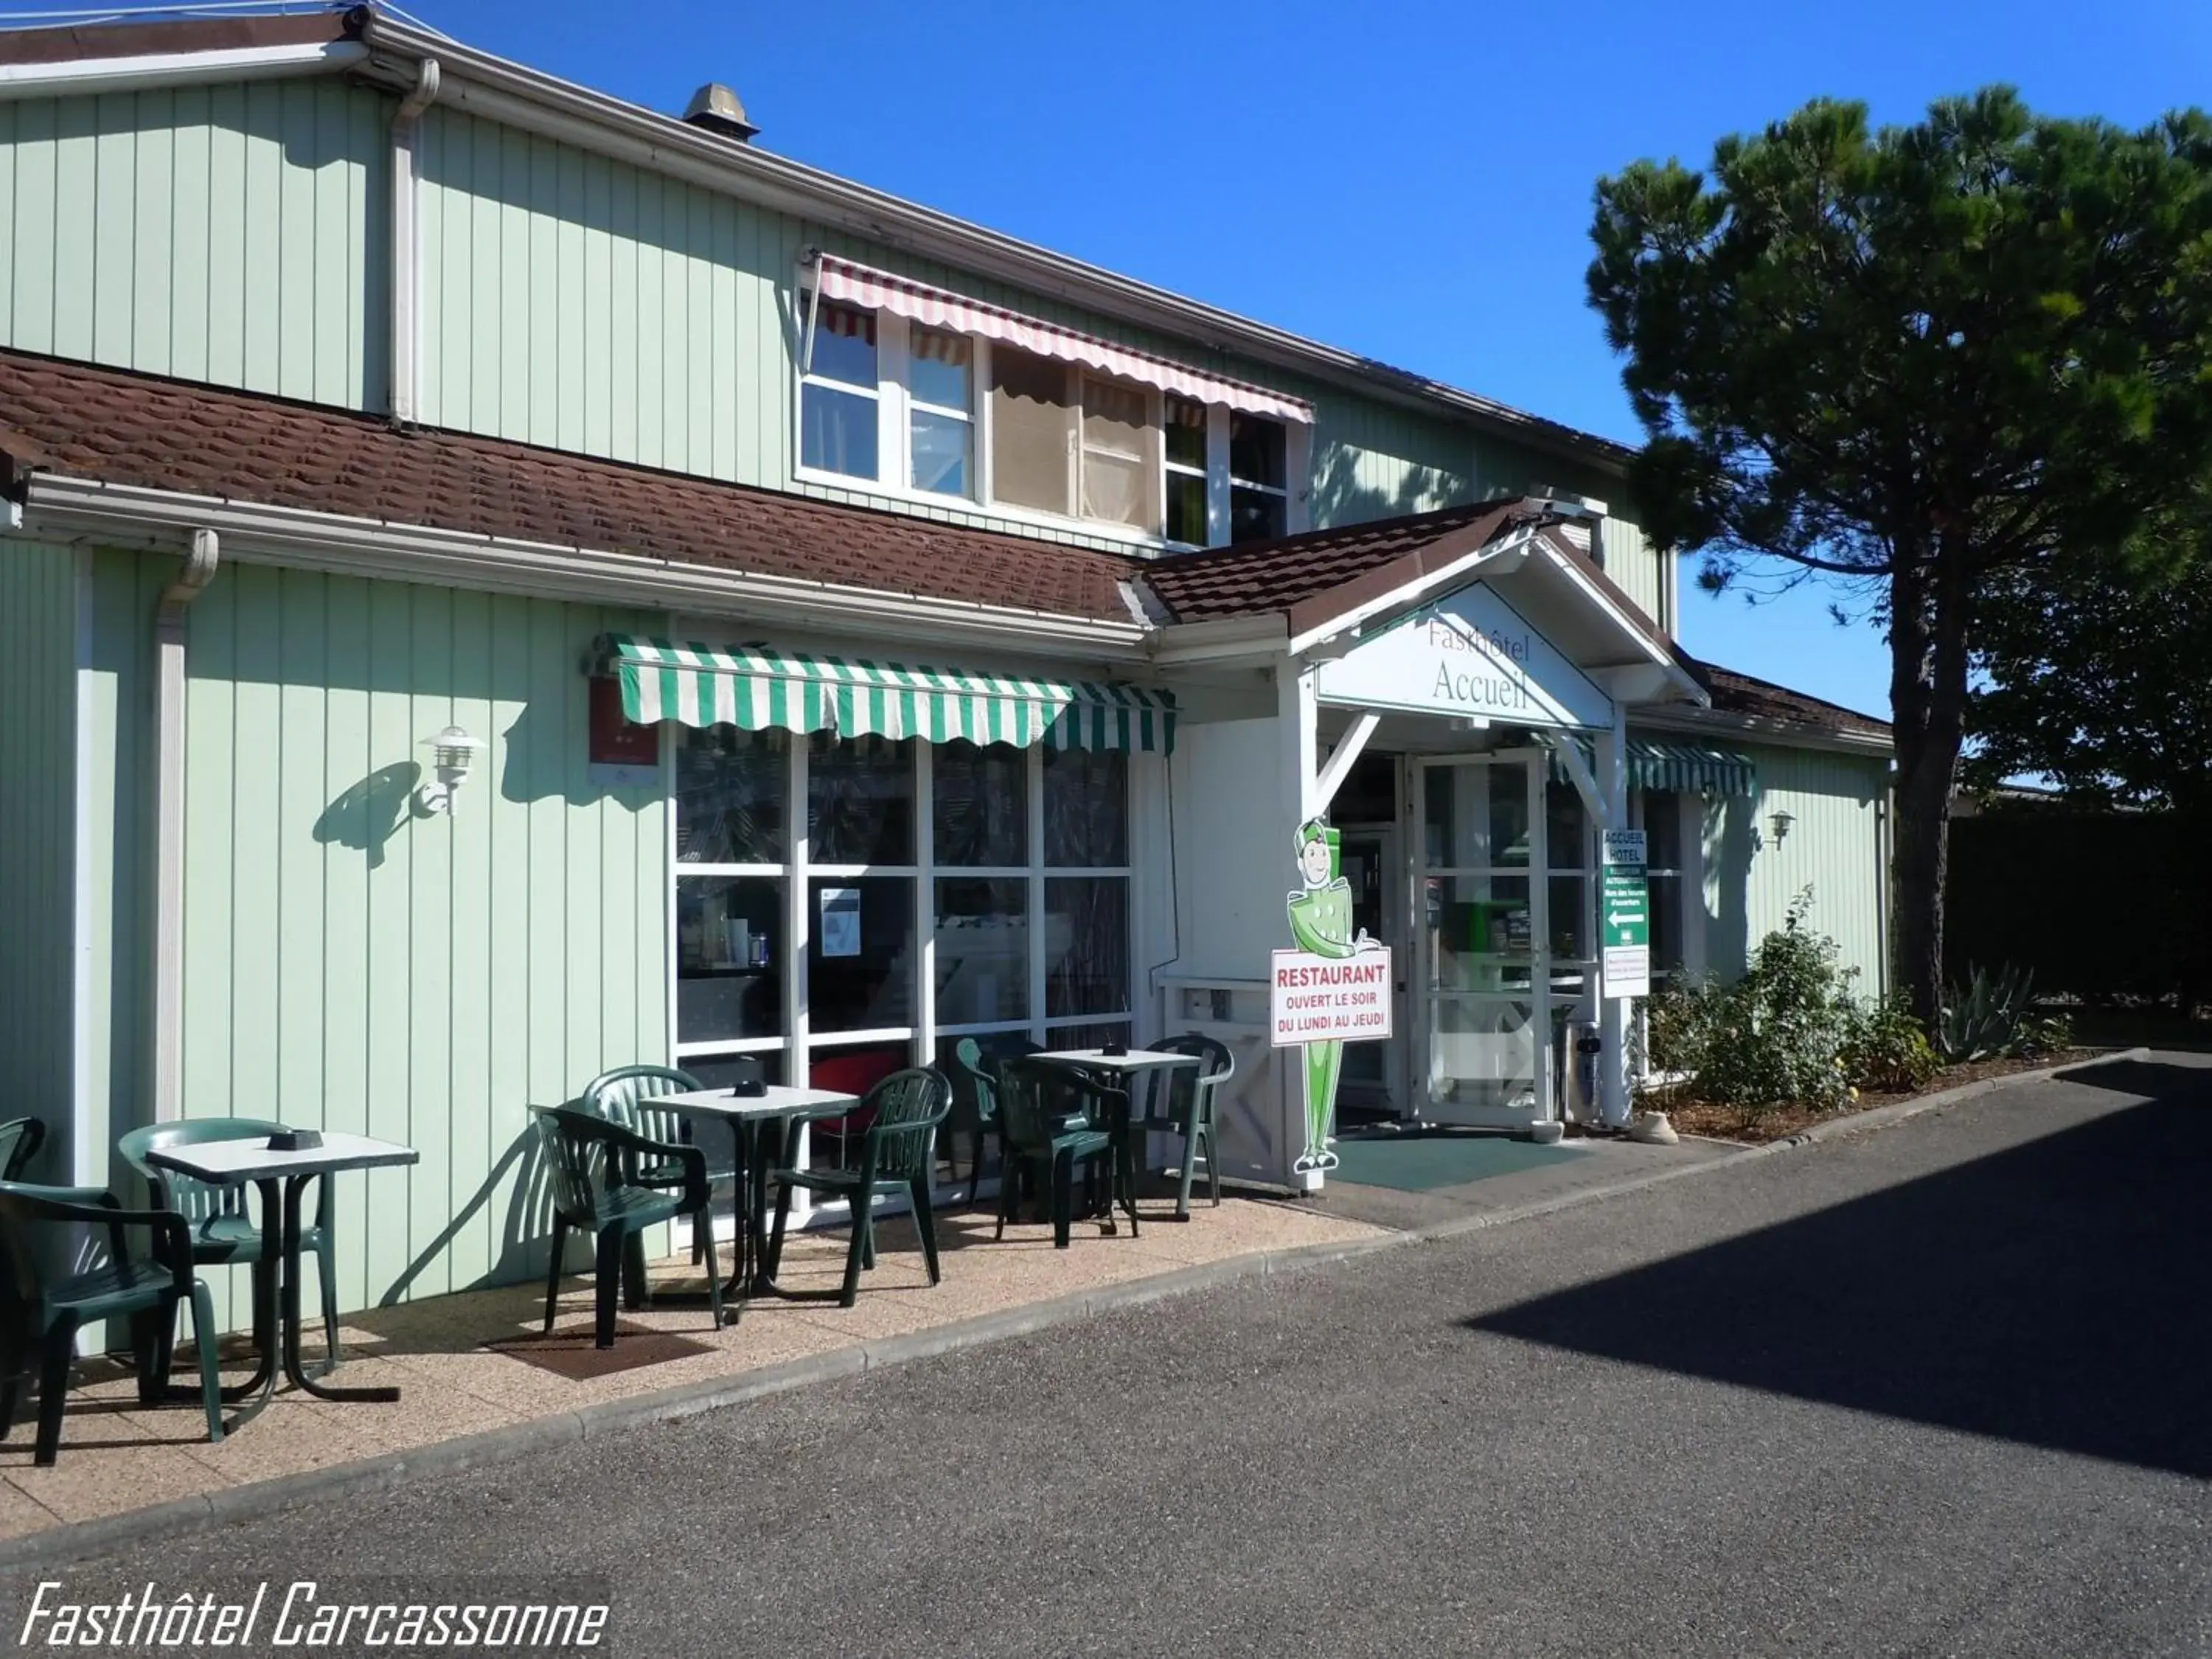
[811,254,1315,425]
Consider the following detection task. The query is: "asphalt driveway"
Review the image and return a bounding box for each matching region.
[8,1054,2207,1658]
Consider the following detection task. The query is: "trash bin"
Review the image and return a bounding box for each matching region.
[1557,1019,1602,1123]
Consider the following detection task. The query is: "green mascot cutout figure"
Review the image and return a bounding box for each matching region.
[1287,818,1382,1173]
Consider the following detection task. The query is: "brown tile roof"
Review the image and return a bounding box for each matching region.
[1138,500,1676,661]
[1690,661,1891,740]
[0,351,1139,623]
[1138,501,1534,625]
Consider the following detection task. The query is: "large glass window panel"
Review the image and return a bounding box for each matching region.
[1229,413,1287,489]
[1547,780,1590,870]
[1164,469,1208,545]
[908,324,971,410]
[1646,790,1684,871]
[1080,378,1157,530]
[808,734,915,866]
[1425,875,1534,989]
[1650,872,1685,975]
[684,1050,786,1093]
[1045,877,1129,1017]
[808,303,877,388]
[990,349,1074,515]
[1424,765,1531,869]
[807,876,914,1032]
[675,727,787,865]
[910,408,971,496]
[935,878,1029,1025]
[801,385,877,479]
[1549,874,1593,963]
[1427,998,1540,1113]
[675,876,785,1043]
[932,740,1026,867]
[1043,1019,1133,1053]
[1164,395,1208,469]
[1229,485,1287,544]
[1043,748,1127,867]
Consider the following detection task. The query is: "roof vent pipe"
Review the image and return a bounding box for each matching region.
[681,82,757,142]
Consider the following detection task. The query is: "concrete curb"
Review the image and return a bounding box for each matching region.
[0,1046,2150,1569]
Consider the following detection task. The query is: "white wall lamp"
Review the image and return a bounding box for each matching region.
[417,726,486,815]
[1769,808,1796,846]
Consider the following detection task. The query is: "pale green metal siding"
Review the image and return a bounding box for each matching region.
[79,553,668,1324]
[411,106,1624,554]
[0,80,391,406]
[1596,517,1669,636]
[0,539,80,1180]
[1701,741,1890,995]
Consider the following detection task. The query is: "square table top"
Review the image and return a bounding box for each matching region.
[1034,1048,1200,1074]
[145,1130,420,1185]
[645,1084,860,1119]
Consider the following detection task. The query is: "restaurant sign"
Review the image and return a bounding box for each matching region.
[1314,581,1613,731]
[1279,819,1391,1176]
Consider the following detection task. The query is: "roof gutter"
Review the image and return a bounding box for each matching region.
[19,474,1152,659]
[354,12,1630,473]
[0,39,366,99]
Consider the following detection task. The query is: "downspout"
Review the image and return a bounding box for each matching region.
[151,529,220,1124]
[389,58,442,424]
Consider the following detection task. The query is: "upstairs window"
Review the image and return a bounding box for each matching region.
[1229,412,1288,543]
[800,304,879,481]
[800,284,1304,546]
[1164,397,1209,544]
[908,326,974,497]
[990,349,1077,515]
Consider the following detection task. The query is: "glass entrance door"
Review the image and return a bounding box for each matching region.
[1416,751,1557,1127]
[1337,825,1402,1118]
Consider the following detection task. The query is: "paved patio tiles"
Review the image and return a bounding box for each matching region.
[0,1196,1382,1543]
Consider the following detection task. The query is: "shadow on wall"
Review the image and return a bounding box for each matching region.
[1702,794,1756,979]
[1468,1057,2212,1477]
[1306,441,1471,529]
[312,762,421,869]
[379,1121,563,1307]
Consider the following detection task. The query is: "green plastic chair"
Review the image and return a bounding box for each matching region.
[995,1058,1127,1249]
[764,1068,951,1307]
[116,1117,341,1376]
[947,1040,1004,1203]
[1144,1034,1236,1218]
[534,1105,724,1349]
[0,1180,224,1465]
[0,1119,45,1183]
[577,1065,734,1263]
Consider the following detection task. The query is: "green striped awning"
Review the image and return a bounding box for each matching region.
[1550,734,1757,796]
[591,635,1177,754]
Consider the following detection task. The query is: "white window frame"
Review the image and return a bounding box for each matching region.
[669,728,1136,1223]
[794,279,1310,549]
[797,300,883,486]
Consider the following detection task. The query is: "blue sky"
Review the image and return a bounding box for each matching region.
[21,0,2212,717]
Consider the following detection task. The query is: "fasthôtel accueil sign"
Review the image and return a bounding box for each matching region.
[1314,580,1612,731]
[1270,950,1394,1047]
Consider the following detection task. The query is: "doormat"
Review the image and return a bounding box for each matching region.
[484,1320,712,1381]
[1331,1130,1587,1193]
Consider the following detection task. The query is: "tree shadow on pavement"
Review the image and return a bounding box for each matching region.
[1468,1060,2211,1477]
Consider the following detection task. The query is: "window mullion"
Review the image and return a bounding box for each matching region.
[879,310,910,494]
[915,740,936,1069]
[1029,743,1048,1046]
[1205,403,1231,546]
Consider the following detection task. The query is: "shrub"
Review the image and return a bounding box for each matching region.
[1937,963,2069,1062]
[1657,888,1860,1116]
[1845,998,1942,1092]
